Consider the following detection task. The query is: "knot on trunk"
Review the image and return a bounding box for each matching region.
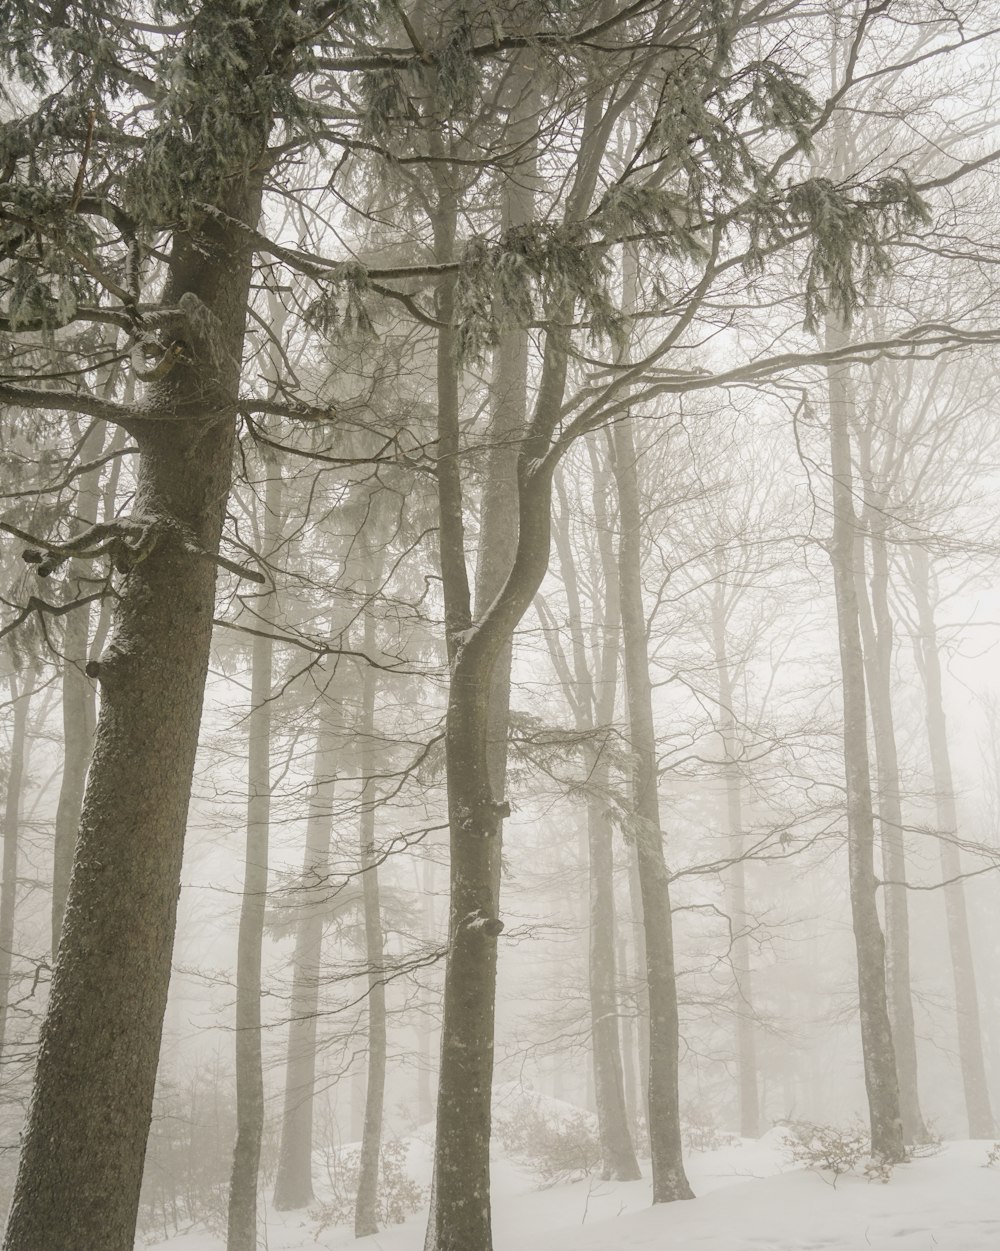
[462,909,504,938]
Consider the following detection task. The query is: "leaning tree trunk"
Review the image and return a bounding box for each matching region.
[2,171,264,1250]
[355,557,388,1239]
[610,416,693,1203]
[710,587,760,1139]
[908,547,994,1138]
[0,670,35,1064]
[227,465,282,1251]
[824,324,905,1164]
[272,713,338,1210]
[854,481,927,1145]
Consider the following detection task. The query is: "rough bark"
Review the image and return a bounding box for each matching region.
[710,588,760,1139]
[355,561,388,1238]
[227,466,281,1251]
[854,448,927,1145]
[0,671,34,1064]
[271,719,337,1210]
[610,416,693,1202]
[824,324,905,1164]
[2,168,264,1251]
[51,423,103,955]
[908,547,994,1138]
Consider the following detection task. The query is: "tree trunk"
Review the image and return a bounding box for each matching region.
[854,469,927,1144]
[355,564,388,1238]
[710,589,760,1139]
[824,323,905,1164]
[610,417,692,1202]
[227,465,281,1251]
[0,671,35,1064]
[908,547,994,1138]
[272,718,337,1210]
[550,449,640,1180]
[2,169,263,1250]
[51,423,104,955]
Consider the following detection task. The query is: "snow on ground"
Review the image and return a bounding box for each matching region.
[141,1132,1000,1251]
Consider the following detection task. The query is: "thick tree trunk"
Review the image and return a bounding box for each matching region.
[710,592,760,1139]
[272,720,337,1210]
[855,493,927,1145]
[0,671,34,1064]
[51,424,104,955]
[3,171,262,1250]
[227,467,281,1251]
[824,327,905,1164]
[355,573,388,1238]
[610,417,692,1203]
[908,548,994,1138]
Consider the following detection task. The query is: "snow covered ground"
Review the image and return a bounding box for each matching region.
[141,1130,1000,1251]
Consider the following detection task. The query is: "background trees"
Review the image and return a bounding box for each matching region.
[2,1,1000,1250]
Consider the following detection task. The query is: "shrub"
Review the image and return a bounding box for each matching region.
[314,1138,425,1233]
[985,1142,1000,1169]
[494,1091,600,1188]
[783,1120,894,1186]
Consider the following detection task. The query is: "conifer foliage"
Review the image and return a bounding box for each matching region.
[0,2,990,1250]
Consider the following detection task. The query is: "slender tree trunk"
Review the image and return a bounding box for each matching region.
[710,590,760,1139]
[855,486,927,1144]
[227,465,281,1251]
[356,559,388,1238]
[908,548,994,1138]
[272,719,337,1210]
[0,671,35,1064]
[3,165,264,1250]
[610,417,692,1202]
[617,932,641,1140]
[586,753,642,1178]
[824,323,905,1164]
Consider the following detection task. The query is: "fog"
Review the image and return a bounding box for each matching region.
[2,3,1000,1250]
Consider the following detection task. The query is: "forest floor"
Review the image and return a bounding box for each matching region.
[141,1129,1000,1250]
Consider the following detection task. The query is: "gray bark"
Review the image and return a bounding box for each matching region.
[51,423,104,955]
[854,448,927,1145]
[709,587,760,1139]
[355,556,388,1238]
[824,324,905,1164]
[0,670,35,1064]
[227,466,281,1251]
[271,720,337,1210]
[908,547,994,1138]
[3,145,264,1251]
[610,417,692,1202]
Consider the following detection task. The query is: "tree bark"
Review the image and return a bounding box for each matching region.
[355,557,388,1238]
[227,465,281,1251]
[0,671,35,1064]
[51,423,104,955]
[549,450,640,1180]
[908,547,994,1138]
[610,417,693,1202]
[710,587,760,1139]
[272,718,337,1210]
[824,322,905,1164]
[854,448,927,1145]
[2,167,264,1250]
